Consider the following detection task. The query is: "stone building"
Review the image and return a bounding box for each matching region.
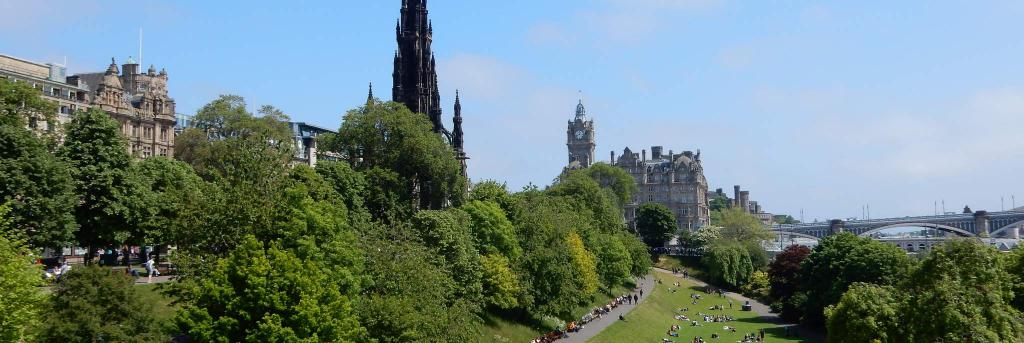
[1,54,177,158]
[612,146,711,233]
[565,100,595,170]
[70,57,177,159]
[0,54,89,133]
[708,185,774,226]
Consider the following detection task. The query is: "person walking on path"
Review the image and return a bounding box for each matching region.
[145,256,159,283]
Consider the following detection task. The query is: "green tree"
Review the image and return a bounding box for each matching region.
[412,209,484,302]
[716,207,772,243]
[901,239,1024,342]
[315,160,369,220]
[635,202,675,248]
[824,283,904,343]
[333,100,466,212]
[798,232,911,327]
[0,125,77,249]
[39,265,162,342]
[0,204,46,342]
[357,229,481,342]
[126,157,202,262]
[620,233,653,278]
[175,236,368,342]
[174,95,293,177]
[566,231,600,298]
[548,170,622,234]
[702,242,754,288]
[58,108,134,262]
[462,200,521,259]
[581,162,637,207]
[0,78,57,131]
[1007,245,1024,312]
[515,197,588,318]
[594,234,632,289]
[709,196,729,213]
[480,253,522,310]
[774,214,800,225]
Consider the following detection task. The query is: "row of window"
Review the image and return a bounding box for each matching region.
[122,122,171,141]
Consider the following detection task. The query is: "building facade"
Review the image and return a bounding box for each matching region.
[613,146,711,233]
[0,54,90,133]
[289,121,340,167]
[566,100,595,169]
[391,0,467,176]
[69,57,177,159]
[2,54,178,159]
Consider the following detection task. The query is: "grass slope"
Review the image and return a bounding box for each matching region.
[589,270,819,343]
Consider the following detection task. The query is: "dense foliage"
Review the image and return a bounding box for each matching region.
[58,108,135,262]
[39,265,162,342]
[635,202,675,248]
[767,244,811,321]
[825,240,1024,342]
[2,96,654,342]
[0,205,45,342]
[0,125,77,249]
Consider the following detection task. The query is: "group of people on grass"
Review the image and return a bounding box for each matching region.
[660,275,768,343]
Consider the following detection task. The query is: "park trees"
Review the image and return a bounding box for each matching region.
[0,125,77,250]
[580,162,636,207]
[768,244,811,321]
[332,100,466,213]
[0,205,45,342]
[39,265,163,343]
[125,157,202,262]
[797,232,911,327]
[1007,245,1024,312]
[824,283,904,343]
[175,236,368,342]
[0,78,57,133]
[701,242,754,288]
[635,202,675,248]
[58,107,135,262]
[825,240,1024,342]
[900,239,1024,342]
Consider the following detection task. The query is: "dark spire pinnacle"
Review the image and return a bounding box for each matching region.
[367,82,374,105]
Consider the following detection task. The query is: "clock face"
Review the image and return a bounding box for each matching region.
[575,130,584,140]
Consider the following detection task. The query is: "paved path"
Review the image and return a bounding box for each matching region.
[134,275,174,285]
[559,274,655,343]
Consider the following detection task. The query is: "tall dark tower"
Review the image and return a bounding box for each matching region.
[567,100,595,168]
[393,0,444,134]
[453,90,467,176]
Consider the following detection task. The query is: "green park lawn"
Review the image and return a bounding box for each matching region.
[589,270,819,343]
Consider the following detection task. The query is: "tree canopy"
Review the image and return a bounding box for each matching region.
[635,202,675,248]
[0,125,77,249]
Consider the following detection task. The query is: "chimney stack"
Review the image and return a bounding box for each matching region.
[642,149,646,161]
[651,146,663,160]
[611,151,616,164]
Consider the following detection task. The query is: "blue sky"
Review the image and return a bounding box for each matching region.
[3,0,1023,221]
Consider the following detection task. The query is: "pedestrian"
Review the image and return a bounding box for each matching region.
[633,294,638,303]
[640,289,644,298]
[145,256,159,283]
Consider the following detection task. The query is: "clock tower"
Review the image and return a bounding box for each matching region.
[567,100,596,168]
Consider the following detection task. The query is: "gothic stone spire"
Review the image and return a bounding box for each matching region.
[393,0,444,133]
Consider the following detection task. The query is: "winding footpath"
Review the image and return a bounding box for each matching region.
[558,274,655,343]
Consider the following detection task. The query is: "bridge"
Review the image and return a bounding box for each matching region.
[771,210,1024,240]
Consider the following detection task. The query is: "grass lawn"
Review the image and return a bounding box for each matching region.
[654,255,706,280]
[135,283,178,325]
[480,281,638,342]
[589,270,819,343]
